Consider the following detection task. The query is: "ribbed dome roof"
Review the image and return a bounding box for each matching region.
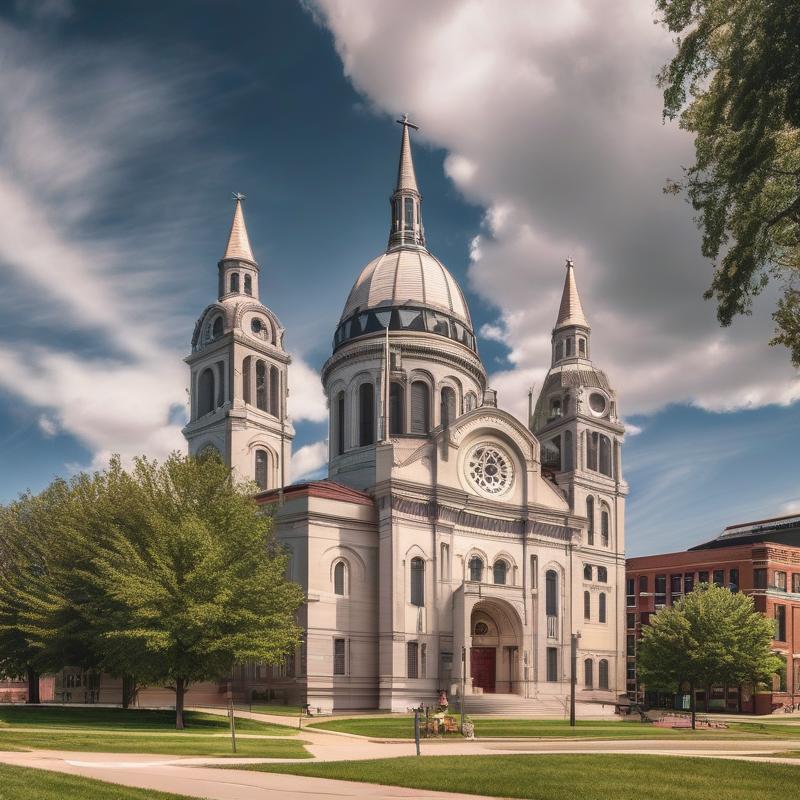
[340,247,473,329]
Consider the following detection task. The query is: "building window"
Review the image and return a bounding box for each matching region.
[600,509,609,547]
[244,274,252,295]
[255,360,267,411]
[775,605,787,641]
[389,382,405,435]
[684,573,694,594]
[584,564,592,581]
[775,571,787,591]
[655,574,667,605]
[626,577,635,607]
[792,573,800,594]
[255,449,268,491]
[269,366,280,416]
[333,639,346,675]
[334,561,346,596]
[564,430,573,471]
[212,316,223,338]
[587,432,613,476]
[336,391,345,454]
[713,569,724,588]
[754,568,767,589]
[586,496,594,546]
[441,386,457,427]
[197,368,215,417]
[699,570,709,585]
[493,560,508,585]
[584,658,593,688]
[464,392,477,412]
[579,338,587,357]
[407,642,419,678]
[626,612,636,630]
[359,383,375,446]
[546,647,558,682]
[545,570,558,617]
[566,338,574,357]
[404,196,414,229]
[230,273,240,293]
[469,556,484,582]
[599,659,609,689]
[670,574,682,603]
[626,634,635,657]
[597,566,607,583]
[729,568,740,592]
[410,557,425,606]
[638,575,648,593]
[584,591,591,621]
[599,592,607,623]
[242,357,252,405]
[440,543,450,581]
[410,381,430,433]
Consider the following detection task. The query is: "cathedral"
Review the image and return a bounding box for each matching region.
[185,120,628,713]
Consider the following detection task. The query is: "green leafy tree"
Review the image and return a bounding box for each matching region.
[80,452,304,729]
[637,583,782,728]
[656,0,800,365]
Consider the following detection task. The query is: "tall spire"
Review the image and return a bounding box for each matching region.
[223,193,256,264]
[554,258,589,331]
[388,115,425,250]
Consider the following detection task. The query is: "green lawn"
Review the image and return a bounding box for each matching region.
[247,704,305,717]
[0,763,193,800]
[249,754,800,800]
[308,716,800,740]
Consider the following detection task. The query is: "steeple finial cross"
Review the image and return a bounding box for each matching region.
[232,192,247,202]
[396,113,419,131]
[566,256,574,268]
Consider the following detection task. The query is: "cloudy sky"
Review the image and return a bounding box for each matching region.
[0,0,798,556]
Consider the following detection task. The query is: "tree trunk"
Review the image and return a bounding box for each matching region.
[690,682,696,730]
[26,666,40,705]
[175,677,186,730]
[122,674,137,709]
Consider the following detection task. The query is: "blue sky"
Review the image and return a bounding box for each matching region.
[0,0,797,557]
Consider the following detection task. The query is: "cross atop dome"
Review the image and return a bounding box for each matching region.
[389,114,425,248]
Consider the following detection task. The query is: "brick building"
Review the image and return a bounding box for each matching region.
[626,513,800,714]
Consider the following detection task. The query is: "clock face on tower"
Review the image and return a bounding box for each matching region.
[466,442,514,497]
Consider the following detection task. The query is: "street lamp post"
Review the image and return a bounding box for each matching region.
[569,632,581,727]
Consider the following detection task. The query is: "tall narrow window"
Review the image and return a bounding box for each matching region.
[584,658,593,688]
[333,639,345,675]
[545,570,558,617]
[579,338,586,357]
[586,496,595,545]
[242,357,252,405]
[230,273,240,293]
[359,383,375,446]
[599,659,609,689]
[410,557,425,606]
[197,368,215,417]
[255,449,268,490]
[493,560,508,585]
[244,274,252,295]
[599,435,612,476]
[775,605,787,641]
[546,647,558,682]
[587,432,598,471]
[530,555,538,588]
[566,338,574,357]
[464,392,477,412]
[440,543,450,581]
[584,590,591,621]
[336,391,345,455]
[601,508,610,547]
[597,566,608,583]
[410,381,430,433]
[389,382,405,435]
[269,366,280,416]
[441,386,457,427]
[469,556,484,582]
[212,317,223,339]
[334,561,346,596]
[564,430,573,471]
[599,592,607,623]
[255,361,267,411]
[404,196,414,229]
[407,641,419,678]
[584,564,592,580]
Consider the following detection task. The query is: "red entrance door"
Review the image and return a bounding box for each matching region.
[470,647,496,694]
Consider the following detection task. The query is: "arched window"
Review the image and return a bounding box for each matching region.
[583,563,592,581]
[493,560,508,585]
[556,340,564,361]
[599,659,609,689]
[441,386,457,427]
[566,338,574,357]
[255,449,269,490]
[468,556,484,582]
[410,381,430,434]
[333,561,346,596]
[579,338,587,357]
[597,566,608,583]
[212,317,223,339]
[584,658,593,688]
[336,391,345,455]
[599,435,612,477]
[389,382,405,435]
[197,368,215,417]
[230,273,240,293]
[601,508,610,547]
[269,366,280,416]
[410,557,424,606]
[464,392,477,412]
[545,570,558,617]
[599,592,607,623]
[244,274,252,295]
[359,383,375,446]
[584,590,591,621]
[242,357,252,405]
[404,196,414,229]
[564,430,573,471]
[586,496,595,546]
[255,361,267,411]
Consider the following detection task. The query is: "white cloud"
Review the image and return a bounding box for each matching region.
[781,499,800,516]
[310,0,800,421]
[288,355,328,423]
[37,413,58,437]
[290,439,328,482]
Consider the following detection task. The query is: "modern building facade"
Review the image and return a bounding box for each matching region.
[626,513,800,714]
[185,119,629,712]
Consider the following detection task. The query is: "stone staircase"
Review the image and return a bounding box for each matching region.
[453,692,616,718]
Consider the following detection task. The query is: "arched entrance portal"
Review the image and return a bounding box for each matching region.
[470,599,523,695]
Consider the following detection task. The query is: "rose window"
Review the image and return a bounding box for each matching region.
[467,443,513,496]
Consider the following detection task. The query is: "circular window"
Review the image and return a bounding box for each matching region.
[588,393,607,415]
[251,318,264,335]
[466,443,514,496]
[474,621,489,636]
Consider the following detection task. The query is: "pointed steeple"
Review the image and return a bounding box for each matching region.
[223,193,256,264]
[554,258,589,331]
[388,115,425,250]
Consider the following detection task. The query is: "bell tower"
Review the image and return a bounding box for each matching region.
[183,195,294,490]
